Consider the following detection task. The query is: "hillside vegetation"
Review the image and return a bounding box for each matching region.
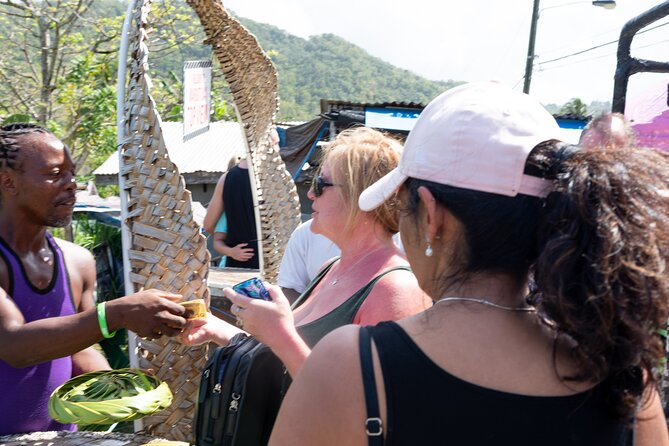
[237,17,459,120]
[2,0,604,175]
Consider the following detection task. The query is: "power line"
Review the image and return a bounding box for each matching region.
[538,38,616,65]
[538,24,624,58]
[536,38,669,72]
[512,74,526,90]
[535,51,616,72]
[536,20,669,67]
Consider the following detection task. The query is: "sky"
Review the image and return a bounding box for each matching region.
[223,0,669,108]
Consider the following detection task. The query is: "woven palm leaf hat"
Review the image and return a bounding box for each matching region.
[359,81,564,211]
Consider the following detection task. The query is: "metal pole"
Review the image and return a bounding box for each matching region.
[612,0,669,113]
[116,0,136,367]
[523,0,541,94]
[115,3,147,435]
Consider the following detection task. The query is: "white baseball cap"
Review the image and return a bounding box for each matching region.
[359,82,563,211]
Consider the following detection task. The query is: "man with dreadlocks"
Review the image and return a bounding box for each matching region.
[0,124,189,435]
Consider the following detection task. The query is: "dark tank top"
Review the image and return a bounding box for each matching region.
[293,260,411,348]
[367,321,632,446]
[222,165,259,269]
[0,233,76,435]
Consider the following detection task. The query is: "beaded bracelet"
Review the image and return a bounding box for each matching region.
[96,302,117,339]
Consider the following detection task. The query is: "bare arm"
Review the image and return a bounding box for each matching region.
[212,231,229,256]
[213,232,253,262]
[179,311,244,347]
[225,284,311,377]
[0,288,188,368]
[0,286,104,368]
[635,388,669,446]
[203,173,226,234]
[71,347,110,375]
[70,245,110,374]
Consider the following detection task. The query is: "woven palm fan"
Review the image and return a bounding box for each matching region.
[120,0,300,439]
[187,0,302,282]
[119,0,211,439]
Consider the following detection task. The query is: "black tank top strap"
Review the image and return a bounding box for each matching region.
[344,266,411,317]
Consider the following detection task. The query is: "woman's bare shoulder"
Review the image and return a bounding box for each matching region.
[270,325,367,446]
[356,265,431,324]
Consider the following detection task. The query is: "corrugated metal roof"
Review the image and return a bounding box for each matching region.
[319,99,425,113]
[94,121,246,176]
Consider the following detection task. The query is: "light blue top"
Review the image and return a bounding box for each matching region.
[215,213,228,233]
[215,213,228,267]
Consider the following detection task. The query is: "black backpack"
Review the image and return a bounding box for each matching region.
[194,333,286,446]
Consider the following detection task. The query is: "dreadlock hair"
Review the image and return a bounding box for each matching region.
[0,123,52,171]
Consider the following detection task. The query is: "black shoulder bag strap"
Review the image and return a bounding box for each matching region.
[359,326,384,446]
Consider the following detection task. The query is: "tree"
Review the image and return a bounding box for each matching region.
[0,0,451,171]
[559,97,589,119]
[0,0,231,173]
[0,0,106,123]
[55,53,118,172]
[0,0,126,171]
[144,0,237,123]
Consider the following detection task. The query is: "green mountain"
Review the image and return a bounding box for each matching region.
[236,17,459,121]
[0,0,457,132]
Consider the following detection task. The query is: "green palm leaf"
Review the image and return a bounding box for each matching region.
[49,368,173,425]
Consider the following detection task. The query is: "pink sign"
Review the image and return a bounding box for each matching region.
[183,61,212,141]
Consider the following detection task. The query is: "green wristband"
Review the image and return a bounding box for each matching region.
[96,302,117,339]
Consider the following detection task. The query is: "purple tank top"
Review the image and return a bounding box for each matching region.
[0,233,76,434]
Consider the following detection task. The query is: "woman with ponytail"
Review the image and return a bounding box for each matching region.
[270,82,669,446]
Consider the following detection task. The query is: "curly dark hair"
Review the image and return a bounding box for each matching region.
[532,144,669,419]
[405,141,669,419]
[0,123,51,171]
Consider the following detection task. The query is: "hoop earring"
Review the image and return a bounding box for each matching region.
[425,240,433,257]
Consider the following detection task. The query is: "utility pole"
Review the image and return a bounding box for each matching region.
[523,0,541,94]
[523,1,615,95]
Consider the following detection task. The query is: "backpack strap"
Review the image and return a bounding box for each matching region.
[359,326,384,446]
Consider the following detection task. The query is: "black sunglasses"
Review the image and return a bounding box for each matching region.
[310,175,338,197]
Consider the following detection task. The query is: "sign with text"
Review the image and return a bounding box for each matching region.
[364,107,422,132]
[183,60,213,141]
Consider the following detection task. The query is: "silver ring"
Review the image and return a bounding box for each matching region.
[233,304,246,315]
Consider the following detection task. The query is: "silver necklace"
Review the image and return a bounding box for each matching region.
[435,296,535,312]
[329,247,385,286]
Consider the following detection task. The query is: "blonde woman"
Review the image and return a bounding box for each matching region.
[182,127,431,379]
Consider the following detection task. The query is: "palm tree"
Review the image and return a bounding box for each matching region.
[559,97,589,119]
